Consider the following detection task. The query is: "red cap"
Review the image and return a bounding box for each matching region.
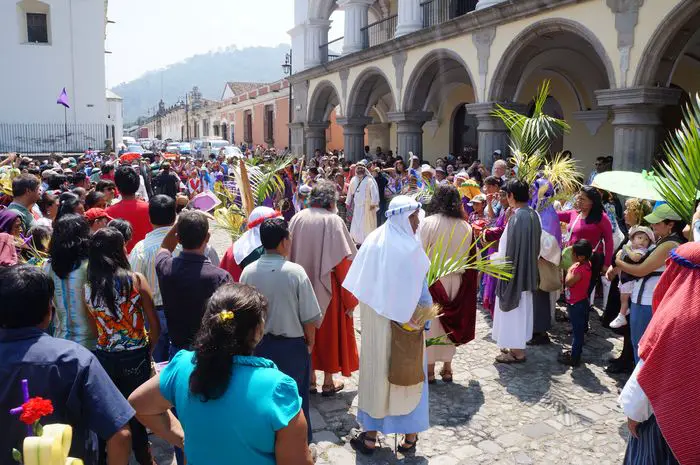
[84,208,113,223]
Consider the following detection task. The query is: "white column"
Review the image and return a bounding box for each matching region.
[395,0,422,37]
[475,0,507,10]
[338,0,373,55]
[304,19,331,69]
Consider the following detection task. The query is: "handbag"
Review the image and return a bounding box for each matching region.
[538,258,561,292]
[388,322,425,387]
[560,214,581,270]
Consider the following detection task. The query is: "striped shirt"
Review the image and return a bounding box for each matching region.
[43,260,98,350]
[129,226,170,306]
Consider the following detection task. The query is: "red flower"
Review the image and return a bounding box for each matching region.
[19,397,53,425]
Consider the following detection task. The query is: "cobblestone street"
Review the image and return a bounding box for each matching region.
[150,225,632,465]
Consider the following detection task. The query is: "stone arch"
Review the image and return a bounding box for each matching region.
[346,66,397,118]
[403,49,477,112]
[489,18,616,102]
[633,0,700,87]
[308,80,342,123]
[308,0,337,20]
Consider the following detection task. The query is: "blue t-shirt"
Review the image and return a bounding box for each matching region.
[0,328,134,465]
[160,351,301,465]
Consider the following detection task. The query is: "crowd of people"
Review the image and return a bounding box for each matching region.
[1,143,699,465]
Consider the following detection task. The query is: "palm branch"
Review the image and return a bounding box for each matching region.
[653,93,700,223]
[542,152,582,196]
[212,204,247,241]
[426,225,512,287]
[493,80,571,158]
[230,155,294,206]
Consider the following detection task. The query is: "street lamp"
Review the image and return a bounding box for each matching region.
[282,50,293,149]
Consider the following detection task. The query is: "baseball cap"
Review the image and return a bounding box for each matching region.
[84,208,113,223]
[468,194,487,206]
[644,203,682,224]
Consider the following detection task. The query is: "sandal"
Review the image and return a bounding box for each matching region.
[397,435,418,453]
[439,369,453,383]
[428,375,436,385]
[350,432,378,455]
[495,352,526,364]
[309,387,318,395]
[321,381,345,397]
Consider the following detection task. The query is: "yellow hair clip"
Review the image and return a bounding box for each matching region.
[219,310,234,322]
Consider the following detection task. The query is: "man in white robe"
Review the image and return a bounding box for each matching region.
[492,179,548,363]
[346,160,379,245]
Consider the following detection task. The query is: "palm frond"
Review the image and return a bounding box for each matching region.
[542,152,582,195]
[426,225,512,287]
[654,93,700,223]
[230,156,294,207]
[213,204,247,241]
[426,334,453,347]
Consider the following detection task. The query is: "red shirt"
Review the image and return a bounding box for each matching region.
[566,261,592,304]
[106,198,152,252]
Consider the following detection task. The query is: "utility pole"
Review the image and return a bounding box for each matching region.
[282,50,293,149]
[185,93,190,141]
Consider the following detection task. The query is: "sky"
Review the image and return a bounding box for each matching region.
[105,0,345,88]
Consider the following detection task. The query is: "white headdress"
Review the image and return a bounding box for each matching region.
[233,206,282,264]
[343,196,430,323]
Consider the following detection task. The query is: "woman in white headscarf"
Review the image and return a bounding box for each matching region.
[343,196,432,455]
[219,206,282,281]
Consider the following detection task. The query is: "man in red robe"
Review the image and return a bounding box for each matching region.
[288,180,359,396]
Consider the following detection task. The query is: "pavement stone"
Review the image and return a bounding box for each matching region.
[145,228,632,464]
[313,430,341,445]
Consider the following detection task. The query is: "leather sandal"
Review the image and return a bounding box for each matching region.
[350,432,378,455]
[397,435,418,453]
[439,369,453,383]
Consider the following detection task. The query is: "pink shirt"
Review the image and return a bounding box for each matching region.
[566,261,592,304]
[558,210,614,267]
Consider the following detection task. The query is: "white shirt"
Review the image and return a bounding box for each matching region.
[619,359,653,422]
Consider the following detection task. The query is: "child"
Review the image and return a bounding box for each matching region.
[559,239,593,367]
[609,225,655,328]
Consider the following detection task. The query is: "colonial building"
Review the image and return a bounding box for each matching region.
[141,79,348,152]
[288,0,700,171]
[0,0,118,152]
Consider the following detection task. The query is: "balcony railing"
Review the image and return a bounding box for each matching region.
[319,36,344,63]
[421,0,478,29]
[361,14,398,50]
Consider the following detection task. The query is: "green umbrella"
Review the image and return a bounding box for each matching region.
[591,170,665,201]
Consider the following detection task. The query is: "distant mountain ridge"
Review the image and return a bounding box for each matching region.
[112,44,290,124]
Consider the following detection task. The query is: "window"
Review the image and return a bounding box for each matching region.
[244,111,253,143]
[26,13,48,43]
[264,105,274,144]
[18,0,51,45]
[213,125,220,137]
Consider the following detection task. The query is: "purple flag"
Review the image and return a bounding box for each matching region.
[56,88,70,108]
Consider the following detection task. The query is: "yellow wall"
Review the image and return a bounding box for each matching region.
[422,84,475,162]
[671,56,700,94]
[629,0,684,86]
[517,72,613,175]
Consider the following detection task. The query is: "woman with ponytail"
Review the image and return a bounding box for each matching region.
[128,283,314,465]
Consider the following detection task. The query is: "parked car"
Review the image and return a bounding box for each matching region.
[200,139,230,159]
[165,144,180,153]
[178,142,192,155]
[126,144,145,154]
[221,145,243,159]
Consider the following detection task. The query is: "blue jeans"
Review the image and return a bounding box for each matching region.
[152,306,170,363]
[630,302,653,364]
[567,299,590,360]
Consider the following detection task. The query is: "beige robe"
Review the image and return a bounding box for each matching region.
[419,214,473,364]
